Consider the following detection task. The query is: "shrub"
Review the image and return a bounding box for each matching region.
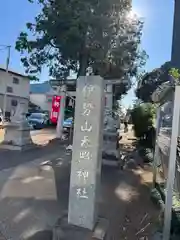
[131,103,156,148]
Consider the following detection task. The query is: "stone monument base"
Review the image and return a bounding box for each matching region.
[53,212,109,240]
[0,121,34,151]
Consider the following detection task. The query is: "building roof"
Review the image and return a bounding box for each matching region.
[30,82,51,94]
[30,79,77,94]
[0,67,28,78]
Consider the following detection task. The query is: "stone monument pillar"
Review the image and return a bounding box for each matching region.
[68,76,104,230]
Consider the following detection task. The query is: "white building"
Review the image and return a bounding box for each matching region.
[30,80,114,114]
[30,80,76,113]
[30,78,130,115]
[30,81,54,113]
[0,67,30,117]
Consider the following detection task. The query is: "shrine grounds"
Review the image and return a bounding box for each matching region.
[0,129,160,239]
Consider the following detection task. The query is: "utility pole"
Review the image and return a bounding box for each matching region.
[2,45,11,122]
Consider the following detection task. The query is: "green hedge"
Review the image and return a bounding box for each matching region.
[131,103,156,149]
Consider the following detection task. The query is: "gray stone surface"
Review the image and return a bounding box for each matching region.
[53,215,108,240]
[11,102,26,122]
[53,213,92,240]
[103,133,117,142]
[2,122,32,148]
[92,218,109,240]
[102,118,119,166]
[68,76,104,230]
[0,145,71,240]
[151,232,162,240]
[1,102,32,150]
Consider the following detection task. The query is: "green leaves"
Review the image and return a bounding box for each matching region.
[169,68,180,81]
[16,0,146,86]
[136,61,171,102]
[131,102,155,139]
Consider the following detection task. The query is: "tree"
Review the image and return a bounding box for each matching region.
[16,0,147,96]
[169,67,180,84]
[136,61,171,102]
[131,102,156,148]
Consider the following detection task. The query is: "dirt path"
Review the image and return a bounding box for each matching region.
[118,164,159,239]
[100,132,160,240]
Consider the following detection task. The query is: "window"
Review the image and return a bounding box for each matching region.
[7,86,13,93]
[29,113,44,120]
[11,99,18,107]
[13,77,19,84]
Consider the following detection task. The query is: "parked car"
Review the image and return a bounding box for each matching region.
[28,113,49,129]
[63,117,73,132]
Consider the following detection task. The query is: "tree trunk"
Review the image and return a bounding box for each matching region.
[78,53,88,77]
[78,31,88,77]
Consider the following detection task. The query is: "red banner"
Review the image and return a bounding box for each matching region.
[50,96,61,123]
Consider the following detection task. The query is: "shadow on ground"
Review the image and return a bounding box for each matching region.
[0,139,159,239]
[24,230,52,240]
[51,141,160,239]
[0,139,71,239]
[99,142,159,240]
[0,138,70,171]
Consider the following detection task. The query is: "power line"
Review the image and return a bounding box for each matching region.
[0,45,10,52]
[0,44,10,48]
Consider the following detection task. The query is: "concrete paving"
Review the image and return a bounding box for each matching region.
[0,138,68,171]
[30,129,56,145]
[0,128,56,145]
[0,130,159,240]
[0,145,71,240]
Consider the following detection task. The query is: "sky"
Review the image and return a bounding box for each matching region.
[0,0,175,107]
